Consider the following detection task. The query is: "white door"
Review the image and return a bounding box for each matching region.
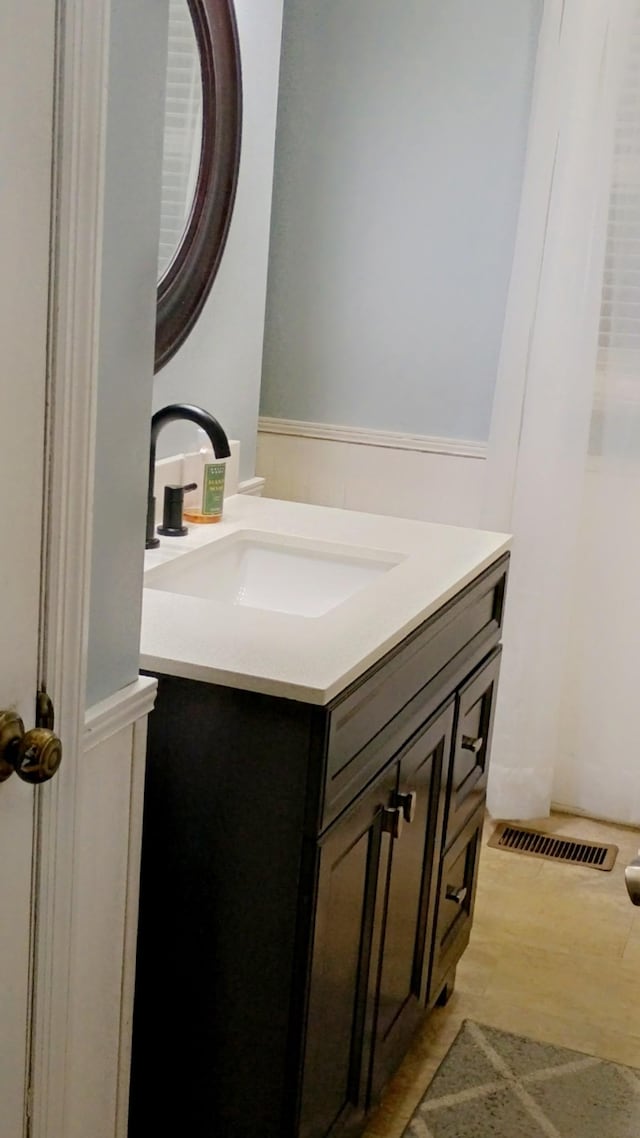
[0,1,59,1134]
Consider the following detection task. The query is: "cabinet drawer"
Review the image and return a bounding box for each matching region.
[427,804,485,1007]
[323,558,508,829]
[445,647,501,849]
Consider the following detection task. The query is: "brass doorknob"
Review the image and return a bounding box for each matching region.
[0,710,63,785]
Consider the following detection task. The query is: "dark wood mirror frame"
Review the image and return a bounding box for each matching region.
[155,0,242,373]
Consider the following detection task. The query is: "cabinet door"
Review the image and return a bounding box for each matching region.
[446,647,501,847]
[428,804,485,1005]
[368,700,455,1102]
[300,763,397,1138]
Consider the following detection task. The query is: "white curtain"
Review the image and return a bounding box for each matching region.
[484,0,634,820]
[554,3,640,824]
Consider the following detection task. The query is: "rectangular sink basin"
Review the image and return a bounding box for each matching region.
[145,531,403,617]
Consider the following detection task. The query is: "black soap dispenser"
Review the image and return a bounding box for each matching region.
[157,482,197,537]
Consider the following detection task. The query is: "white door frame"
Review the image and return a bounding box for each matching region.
[27,0,115,1133]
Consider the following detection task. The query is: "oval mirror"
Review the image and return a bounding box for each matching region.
[155,0,242,373]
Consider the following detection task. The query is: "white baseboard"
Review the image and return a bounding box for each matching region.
[551,801,640,832]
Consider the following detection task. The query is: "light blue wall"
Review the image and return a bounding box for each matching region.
[86,0,284,705]
[153,0,284,478]
[86,0,168,707]
[261,0,542,441]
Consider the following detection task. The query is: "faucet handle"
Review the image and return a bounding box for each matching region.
[157,483,198,538]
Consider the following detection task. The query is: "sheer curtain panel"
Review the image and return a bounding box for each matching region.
[554,2,640,823]
[483,0,633,820]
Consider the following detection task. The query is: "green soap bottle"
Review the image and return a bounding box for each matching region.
[184,458,227,524]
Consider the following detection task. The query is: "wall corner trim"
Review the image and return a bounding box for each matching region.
[238,475,266,496]
[84,675,157,753]
[257,417,487,459]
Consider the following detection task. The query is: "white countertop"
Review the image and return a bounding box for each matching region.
[140,495,510,705]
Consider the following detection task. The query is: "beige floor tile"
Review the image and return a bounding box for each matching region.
[482,941,640,1036]
[477,817,636,960]
[455,934,502,997]
[363,811,640,1137]
[479,841,544,881]
[622,915,640,967]
[473,887,634,960]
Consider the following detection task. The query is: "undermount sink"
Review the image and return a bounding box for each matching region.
[144,530,403,617]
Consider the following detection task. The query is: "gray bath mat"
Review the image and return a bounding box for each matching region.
[403,1021,640,1137]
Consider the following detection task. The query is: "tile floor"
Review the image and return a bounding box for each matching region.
[363,812,640,1138]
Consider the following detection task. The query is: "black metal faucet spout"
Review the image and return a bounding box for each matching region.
[146,403,231,549]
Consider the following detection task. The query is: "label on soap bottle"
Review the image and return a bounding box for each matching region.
[202,461,226,516]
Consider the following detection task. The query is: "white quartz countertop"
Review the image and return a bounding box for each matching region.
[140,495,511,705]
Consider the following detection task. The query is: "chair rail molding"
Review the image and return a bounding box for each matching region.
[258,416,487,459]
[84,677,157,754]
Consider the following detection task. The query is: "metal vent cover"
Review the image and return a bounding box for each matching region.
[488,823,618,871]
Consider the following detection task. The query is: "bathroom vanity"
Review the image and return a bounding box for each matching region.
[130,497,509,1138]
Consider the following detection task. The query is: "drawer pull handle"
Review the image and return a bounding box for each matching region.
[381,806,404,840]
[462,734,484,754]
[446,885,468,906]
[393,790,417,824]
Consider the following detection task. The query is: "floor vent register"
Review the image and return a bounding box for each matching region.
[488,823,618,871]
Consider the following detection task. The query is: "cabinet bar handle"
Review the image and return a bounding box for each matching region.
[461,734,483,754]
[393,790,417,824]
[381,806,403,840]
[445,885,467,906]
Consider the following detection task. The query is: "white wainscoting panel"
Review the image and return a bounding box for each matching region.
[59,679,155,1138]
[256,424,487,528]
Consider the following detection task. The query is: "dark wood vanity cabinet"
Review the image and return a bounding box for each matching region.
[129,554,508,1138]
[301,700,455,1138]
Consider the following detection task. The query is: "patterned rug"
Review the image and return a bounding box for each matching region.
[403,1021,640,1137]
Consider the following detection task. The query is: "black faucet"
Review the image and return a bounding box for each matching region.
[146,403,231,549]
